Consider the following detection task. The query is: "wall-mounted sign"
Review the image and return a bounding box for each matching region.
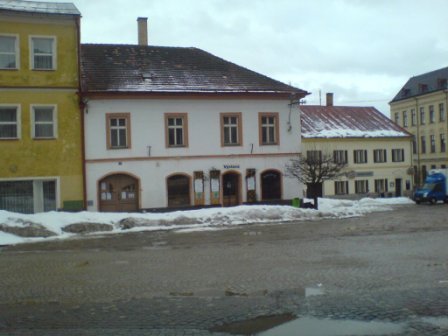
[224,164,240,169]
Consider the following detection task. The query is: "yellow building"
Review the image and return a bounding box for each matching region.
[0,1,84,213]
[300,94,413,198]
[390,66,448,185]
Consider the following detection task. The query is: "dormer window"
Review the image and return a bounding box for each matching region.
[438,78,447,89]
[401,88,410,97]
[419,84,428,93]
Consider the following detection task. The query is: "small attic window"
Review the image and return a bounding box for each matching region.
[419,84,428,93]
[438,78,447,89]
[401,88,410,97]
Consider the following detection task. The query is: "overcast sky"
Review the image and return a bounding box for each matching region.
[54,0,448,115]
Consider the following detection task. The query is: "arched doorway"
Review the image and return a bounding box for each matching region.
[167,174,191,207]
[99,173,139,212]
[222,172,241,206]
[261,170,282,200]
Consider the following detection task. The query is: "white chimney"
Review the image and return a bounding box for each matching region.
[137,17,148,46]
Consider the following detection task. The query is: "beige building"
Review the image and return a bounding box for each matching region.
[390,66,448,185]
[300,94,413,198]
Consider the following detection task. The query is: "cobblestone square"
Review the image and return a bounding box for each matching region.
[0,204,447,335]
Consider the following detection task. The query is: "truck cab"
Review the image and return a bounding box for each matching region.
[414,170,448,204]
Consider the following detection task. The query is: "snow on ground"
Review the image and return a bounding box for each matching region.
[0,197,415,246]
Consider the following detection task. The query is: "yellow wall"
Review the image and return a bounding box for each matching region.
[303,137,413,197]
[0,16,79,88]
[0,13,83,209]
[390,91,448,172]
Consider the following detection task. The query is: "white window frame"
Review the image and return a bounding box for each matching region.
[334,181,349,195]
[355,180,369,194]
[30,104,57,139]
[373,149,387,163]
[29,35,57,70]
[0,104,21,139]
[333,150,348,164]
[0,34,19,70]
[354,149,367,164]
[392,148,404,162]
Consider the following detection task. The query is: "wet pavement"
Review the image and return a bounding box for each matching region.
[0,203,447,335]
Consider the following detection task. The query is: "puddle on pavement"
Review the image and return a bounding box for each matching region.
[258,317,404,336]
[421,316,448,328]
[212,314,405,336]
[305,286,324,297]
[210,314,295,335]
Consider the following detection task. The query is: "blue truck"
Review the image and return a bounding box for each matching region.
[414,169,448,204]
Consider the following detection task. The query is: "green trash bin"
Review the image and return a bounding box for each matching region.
[292,197,301,208]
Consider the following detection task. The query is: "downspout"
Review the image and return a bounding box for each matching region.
[76,16,87,210]
[414,97,421,186]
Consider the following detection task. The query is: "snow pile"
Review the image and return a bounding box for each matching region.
[0,197,414,246]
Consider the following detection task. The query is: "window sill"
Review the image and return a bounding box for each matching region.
[0,138,20,141]
[0,68,19,71]
[33,137,57,140]
[260,143,279,146]
[108,147,130,150]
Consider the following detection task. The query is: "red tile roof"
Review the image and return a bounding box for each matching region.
[300,105,411,138]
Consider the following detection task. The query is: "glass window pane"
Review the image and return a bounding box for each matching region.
[0,36,16,52]
[34,55,52,69]
[111,129,118,147]
[34,108,53,122]
[33,38,53,53]
[0,125,17,138]
[110,118,117,127]
[168,118,174,126]
[231,127,237,143]
[268,127,275,142]
[168,128,175,145]
[0,181,34,214]
[35,124,53,137]
[176,128,183,145]
[0,54,16,68]
[118,118,126,127]
[118,129,127,146]
[0,108,17,122]
[262,127,267,143]
[43,181,56,212]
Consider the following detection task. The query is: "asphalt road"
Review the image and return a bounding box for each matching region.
[0,203,447,335]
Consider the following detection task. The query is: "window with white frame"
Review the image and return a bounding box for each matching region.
[394,112,399,124]
[374,179,388,193]
[334,181,349,195]
[392,148,405,162]
[32,106,56,138]
[0,35,18,69]
[353,149,368,164]
[373,149,387,163]
[355,180,369,194]
[31,36,56,70]
[333,150,348,164]
[0,106,20,139]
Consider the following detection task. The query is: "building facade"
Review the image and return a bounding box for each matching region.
[301,95,413,198]
[0,1,84,213]
[390,66,448,185]
[81,39,308,211]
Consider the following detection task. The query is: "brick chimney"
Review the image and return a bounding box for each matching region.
[326,92,334,107]
[137,17,148,46]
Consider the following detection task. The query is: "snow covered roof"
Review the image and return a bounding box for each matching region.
[300,105,411,139]
[80,44,309,96]
[0,0,80,16]
[391,66,448,103]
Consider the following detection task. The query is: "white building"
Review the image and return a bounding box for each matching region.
[81,23,309,211]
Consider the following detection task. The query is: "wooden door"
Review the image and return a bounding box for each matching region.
[99,174,139,212]
[223,172,240,206]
